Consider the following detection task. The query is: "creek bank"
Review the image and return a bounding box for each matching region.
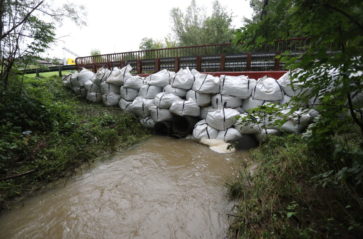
[0,75,150,211]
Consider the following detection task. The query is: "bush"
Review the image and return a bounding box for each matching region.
[228,134,363,239]
[0,75,149,210]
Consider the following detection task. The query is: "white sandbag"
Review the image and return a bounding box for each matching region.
[129,96,155,117]
[147,69,175,87]
[277,71,303,97]
[87,83,100,93]
[192,71,220,94]
[234,113,262,134]
[220,75,255,99]
[69,72,79,87]
[149,106,173,122]
[78,68,95,85]
[206,108,240,131]
[86,92,102,103]
[280,120,306,134]
[140,117,155,128]
[192,120,218,140]
[308,109,319,118]
[123,75,144,89]
[100,81,120,95]
[242,97,264,111]
[163,85,187,98]
[154,92,182,109]
[139,85,162,99]
[71,86,87,97]
[234,107,245,113]
[253,76,284,101]
[171,67,194,90]
[119,98,133,112]
[106,65,133,86]
[170,99,200,117]
[217,128,242,142]
[120,86,139,101]
[279,109,311,133]
[280,94,291,105]
[200,106,217,119]
[102,93,121,106]
[94,67,111,85]
[186,90,211,107]
[352,91,363,108]
[256,128,280,142]
[211,94,242,109]
[84,80,94,91]
[62,74,72,88]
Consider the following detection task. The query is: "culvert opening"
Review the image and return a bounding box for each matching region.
[172,116,199,138]
[154,121,173,136]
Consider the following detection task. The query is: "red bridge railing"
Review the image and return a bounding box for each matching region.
[75,38,309,73]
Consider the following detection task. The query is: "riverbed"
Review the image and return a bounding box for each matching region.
[0,136,248,239]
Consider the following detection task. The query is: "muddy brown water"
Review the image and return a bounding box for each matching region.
[0,136,248,239]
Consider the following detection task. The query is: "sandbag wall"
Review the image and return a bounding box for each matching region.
[62,65,318,143]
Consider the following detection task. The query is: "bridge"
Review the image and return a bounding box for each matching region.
[22,38,308,78]
[75,38,308,77]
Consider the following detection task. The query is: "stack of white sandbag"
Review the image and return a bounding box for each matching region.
[191,70,220,117]
[119,75,144,111]
[86,67,111,103]
[100,65,132,106]
[68,68,95,97]
[163,67,194,98]
[193,107,241,142]
[145,69,175,88]
[128,96,155,118]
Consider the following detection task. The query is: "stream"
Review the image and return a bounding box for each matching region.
[0,136,248,239]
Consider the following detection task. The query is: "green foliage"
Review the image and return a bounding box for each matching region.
[90,49,101,56]
[0,75,149,210]
[0,0,86,90]
[228,134,363,238]
[171,0,234,46]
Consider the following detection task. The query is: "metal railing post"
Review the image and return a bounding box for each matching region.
[174,57,180,72]
[246,53,252,71]
[220,54,225,71]
[196,56,202,71]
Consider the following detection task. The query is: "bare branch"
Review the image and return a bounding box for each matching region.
[0,0,44,41]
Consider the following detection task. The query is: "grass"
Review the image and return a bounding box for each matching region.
[0,74,150,211]
[227,133,363,239]
[25,70,73,78]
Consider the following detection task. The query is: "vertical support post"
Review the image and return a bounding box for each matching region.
[196,56,202,72]
[174,57,180,72]
[93,64,97,73]
[154,58,160,72]
[58,65,62,77]
[246,53,252,71]
[36,68,39,77]
[219,54,225,71]
[137,60,143,74]
[274,52,281,70]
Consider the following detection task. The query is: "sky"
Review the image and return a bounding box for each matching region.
[47,0,253,59]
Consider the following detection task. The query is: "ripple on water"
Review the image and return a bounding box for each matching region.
[0,136,249,239]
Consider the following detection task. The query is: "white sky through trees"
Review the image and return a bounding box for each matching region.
[48,0,252,59]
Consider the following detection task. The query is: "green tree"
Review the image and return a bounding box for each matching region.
[139,37,164,50]
[236,0,363,138]
[0,0,86,90]
[170,0,234,46]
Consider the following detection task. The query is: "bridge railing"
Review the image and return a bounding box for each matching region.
[75,38,309,73]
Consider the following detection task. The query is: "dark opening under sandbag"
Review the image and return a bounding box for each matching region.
[154,121,173,136]
[233,134,259,150]
[172,116,199,138]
